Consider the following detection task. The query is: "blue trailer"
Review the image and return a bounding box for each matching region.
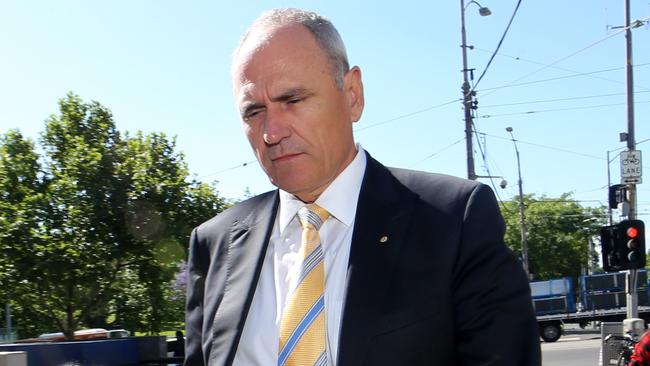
[532,271,650,342]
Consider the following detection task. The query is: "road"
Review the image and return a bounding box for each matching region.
[542,336,601,366]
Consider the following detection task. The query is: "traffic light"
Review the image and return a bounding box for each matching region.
[601,224,620,272]
[601,220,646,272]
[621,220,645,269]
[608,184,628,209]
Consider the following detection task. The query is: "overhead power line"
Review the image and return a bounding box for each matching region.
[478,20,648,98]
[201,98,462,180]
[479,132,604,160]
[471,122,514,214]
[354,99,459,132]
[200,159,258,180]
[410,137,465,168]
[472,0,522,91]
[474,47,650,91]
[478,63,650,93]
[202,127,650,182]
[477,100,650,119]
[480,90,650,108]
[637,137,650,146]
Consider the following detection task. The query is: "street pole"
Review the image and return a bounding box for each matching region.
[625,0,636,220]
[588,236,595,275]
[624,0,638,320]
[507,127,530,278]
[460,0,476,180]
[5,302,11,340]
[607,150,614,225]
[625,0,639,318]
[515,141,530,279]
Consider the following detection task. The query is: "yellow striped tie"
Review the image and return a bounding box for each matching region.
[278,204,330,366]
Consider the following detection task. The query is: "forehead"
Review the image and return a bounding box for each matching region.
[235,22,317,63]
[232,24,329,97]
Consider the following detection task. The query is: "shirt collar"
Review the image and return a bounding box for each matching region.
[278,144,367,233]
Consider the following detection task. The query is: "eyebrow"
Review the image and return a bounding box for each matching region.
[271,88,313,103]
[240,101,264,117]
[239,87,314,117]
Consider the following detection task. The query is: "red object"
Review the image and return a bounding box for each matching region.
[630,331,650,365]
[628,226,639,238]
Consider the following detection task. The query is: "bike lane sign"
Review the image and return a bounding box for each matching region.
[621,150,642,184]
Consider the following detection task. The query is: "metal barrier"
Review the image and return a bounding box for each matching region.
[601,322,624,366]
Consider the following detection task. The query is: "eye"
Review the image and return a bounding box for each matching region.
[287,97,302,105]
[243,109,263,121]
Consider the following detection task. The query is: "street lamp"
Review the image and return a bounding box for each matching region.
[467,1,491,15]
[460,0,491,180]
[506,126,530,278]
[475,174,508,189]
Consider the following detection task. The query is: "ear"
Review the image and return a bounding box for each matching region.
[343,66,365,122]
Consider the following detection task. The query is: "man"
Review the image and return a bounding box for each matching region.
[185,8,541,366]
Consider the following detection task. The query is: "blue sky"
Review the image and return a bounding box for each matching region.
[1,1,649,218]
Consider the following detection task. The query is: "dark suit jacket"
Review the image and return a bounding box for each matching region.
[185,153,541,366]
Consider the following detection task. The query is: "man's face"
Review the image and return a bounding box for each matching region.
[233,24,364,202]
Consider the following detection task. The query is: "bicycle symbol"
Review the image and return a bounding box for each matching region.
[622,154,640,166]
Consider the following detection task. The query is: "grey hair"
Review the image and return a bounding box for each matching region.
[233,8,350,88]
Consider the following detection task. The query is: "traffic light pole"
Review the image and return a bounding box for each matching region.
[624,0,638,320]
[627,270,638,318]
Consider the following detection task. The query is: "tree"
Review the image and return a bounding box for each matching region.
[500,193,606,281]
[0,93,227,338]
[0,130,56,336]
[0,130,39,290]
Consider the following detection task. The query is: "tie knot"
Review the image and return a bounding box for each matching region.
[297,204,330,231]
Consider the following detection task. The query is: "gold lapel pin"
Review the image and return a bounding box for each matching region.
[379,235,389,243]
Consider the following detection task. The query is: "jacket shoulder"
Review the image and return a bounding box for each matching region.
[387,167,485,204]
[195,190,277,234]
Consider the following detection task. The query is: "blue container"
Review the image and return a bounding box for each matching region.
[530,277,576,315]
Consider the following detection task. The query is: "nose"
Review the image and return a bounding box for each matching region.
[263,107,291,145]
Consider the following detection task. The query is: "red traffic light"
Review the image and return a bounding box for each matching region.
[627,226,639,238]
[600,220,646,272]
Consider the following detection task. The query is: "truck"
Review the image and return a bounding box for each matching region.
[532,270,650,342]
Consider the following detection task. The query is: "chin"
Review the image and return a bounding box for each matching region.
[273,177,311,196]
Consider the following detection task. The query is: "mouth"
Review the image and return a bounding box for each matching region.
[270,152,303,163]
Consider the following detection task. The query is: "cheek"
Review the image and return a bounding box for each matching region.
[243,124,260,148]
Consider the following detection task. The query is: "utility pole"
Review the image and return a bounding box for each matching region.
[459,1,491,180]
[624,0,636,219]
[624,0,638,320]
[507,127,530,278]
[460,0,476,180]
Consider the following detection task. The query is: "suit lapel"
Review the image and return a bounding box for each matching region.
[209,191,279,366]
[337,155,417,366]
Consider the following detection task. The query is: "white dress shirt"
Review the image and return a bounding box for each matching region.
[233,145,367,366]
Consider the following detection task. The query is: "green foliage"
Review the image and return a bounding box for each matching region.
[500,193,606,281]
[0,131,37,275]
[0,93,227,338]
